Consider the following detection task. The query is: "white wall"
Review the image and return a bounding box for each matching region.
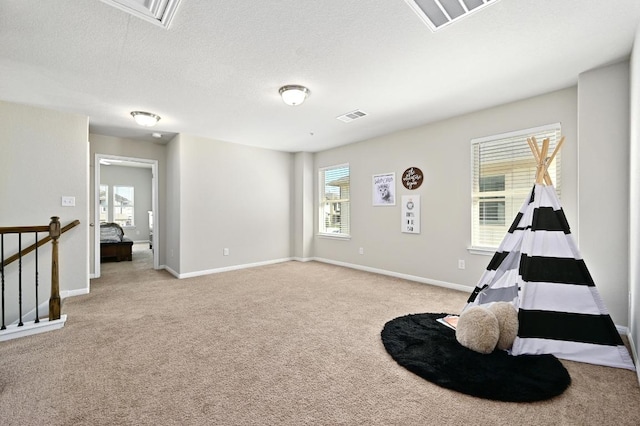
[629,26,640,368]
[100,165,153,242]
[170,134,293,276]
[165,134,181,274]
[0,100,89,322]
[314,88,579,300]
[292,152,314,260]
[578,60,631,326]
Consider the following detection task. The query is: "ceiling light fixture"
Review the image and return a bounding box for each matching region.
[131,111,161,127]
[279,85,310,106]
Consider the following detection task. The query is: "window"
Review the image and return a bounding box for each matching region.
[319,164,350,237]
[99,185,109,223]
[471,123,562,249]
[113,186,135,227]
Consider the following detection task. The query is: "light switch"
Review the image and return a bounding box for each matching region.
[61,196,75,207]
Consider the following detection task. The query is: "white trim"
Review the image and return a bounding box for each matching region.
[627,331,640,384]
[316,233,351,240]
[471,122,562,145]
[95,154,160,278]
[467,247,494,256]
[0,315,67,342]
[176,258,293,279]
[161,264,180,278]
[62,288,89,298]
[312,257,473,293]
[291,256,314,262]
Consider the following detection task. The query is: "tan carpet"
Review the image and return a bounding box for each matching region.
[1,248,640,425]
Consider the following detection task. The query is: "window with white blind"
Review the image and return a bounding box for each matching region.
[319,164,350,237]
[471,123,562,250]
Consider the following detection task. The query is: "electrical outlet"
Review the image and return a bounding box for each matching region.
[359,247,364,255]
[223,248,229,256]
[61,196,75,207]
[458,259,465,269]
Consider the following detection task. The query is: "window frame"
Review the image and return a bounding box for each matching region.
[470,123,562,251]
[318,163,350,238]
[113,185,135,228]
[99,184,109,224]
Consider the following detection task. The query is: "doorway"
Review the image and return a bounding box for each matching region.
[94,154,159,278]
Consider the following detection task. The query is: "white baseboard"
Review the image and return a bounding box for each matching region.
[312,257,474,293]
[176,258,293,279]
[161,264,180,278]
[62,288,89,299]
[627,331,640,383]
[0,315,67,342]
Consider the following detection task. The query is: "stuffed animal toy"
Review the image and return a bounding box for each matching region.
[455,306,499,354]
[456,303,520,354]
[488,301,519,350]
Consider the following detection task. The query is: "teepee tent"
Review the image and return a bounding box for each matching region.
[465,137,635,370]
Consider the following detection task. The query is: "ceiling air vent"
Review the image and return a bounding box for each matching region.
[336,109,368,123]
[100,0,182,29]
[405,0,499,32]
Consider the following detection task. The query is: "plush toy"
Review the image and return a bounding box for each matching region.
[488,301,519,351]
[456,302,520,354]
[455,306,499,354]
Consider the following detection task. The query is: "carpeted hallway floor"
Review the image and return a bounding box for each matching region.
[1,250,640,425]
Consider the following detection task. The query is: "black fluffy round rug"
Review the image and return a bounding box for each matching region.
[381,313,571,402]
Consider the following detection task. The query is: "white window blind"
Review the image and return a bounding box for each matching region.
[319,164,350,237]
[471,123,562,249]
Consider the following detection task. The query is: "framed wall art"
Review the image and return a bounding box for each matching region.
[402,167,423,190]
[372,172,396,206]
[401,195,420,234]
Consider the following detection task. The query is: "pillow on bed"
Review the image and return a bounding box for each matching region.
[100,223,124,243]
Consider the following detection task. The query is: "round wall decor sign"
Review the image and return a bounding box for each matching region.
[402,167,423,190]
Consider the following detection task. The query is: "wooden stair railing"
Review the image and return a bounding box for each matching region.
[0,217,80,329]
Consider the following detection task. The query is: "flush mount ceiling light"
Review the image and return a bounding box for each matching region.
[130,111,161,127]
[405,0,499,32]
[279,85,310,106]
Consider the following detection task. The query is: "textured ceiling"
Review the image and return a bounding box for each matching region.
[1,0,640,152]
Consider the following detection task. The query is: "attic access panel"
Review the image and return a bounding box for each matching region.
[405,0,499,32]
[100,0,182,29]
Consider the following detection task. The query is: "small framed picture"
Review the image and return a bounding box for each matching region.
[402,195,420,234]
[373,173,396,206]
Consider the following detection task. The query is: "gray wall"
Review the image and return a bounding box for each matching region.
[167,134,292,277]
[578,60,631,327]
[292,152,314,260]
[165,133,181,274]
[1,100,89,322]
[630,26,640,373]
[313,87,579,297]
[100,165,153,242]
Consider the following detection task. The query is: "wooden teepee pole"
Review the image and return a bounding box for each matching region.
[527,136,565,186]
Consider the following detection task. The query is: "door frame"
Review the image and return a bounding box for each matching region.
[94,153,159,278]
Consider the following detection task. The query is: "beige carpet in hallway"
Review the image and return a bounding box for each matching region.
[1,254,640,425]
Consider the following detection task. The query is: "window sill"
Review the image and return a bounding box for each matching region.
[467,247,495,256]
[317,233,351,241]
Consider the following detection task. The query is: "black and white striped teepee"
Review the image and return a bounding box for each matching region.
[465,137,635,370]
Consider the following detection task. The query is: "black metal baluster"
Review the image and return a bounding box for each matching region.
[34,232,39,324]
[1,234,5,330]
[18,233,23,327]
